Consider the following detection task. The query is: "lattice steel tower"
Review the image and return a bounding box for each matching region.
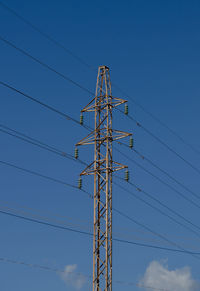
[76,66,131,291]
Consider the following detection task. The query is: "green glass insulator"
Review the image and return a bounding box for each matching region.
[129,137,133,148]
[78,177,82,189]
[124,104,128,115]
[75,147,79,159]
[125,170,129,182]
[80,114,84,125]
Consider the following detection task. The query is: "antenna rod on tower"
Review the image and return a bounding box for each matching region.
[76,65,132,291]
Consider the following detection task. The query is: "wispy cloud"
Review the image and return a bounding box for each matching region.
[139,260,200,291]
[60,264,86,290]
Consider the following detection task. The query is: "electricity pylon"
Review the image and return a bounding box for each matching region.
[76,65,131,291]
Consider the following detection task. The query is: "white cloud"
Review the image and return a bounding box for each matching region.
[60,264,86,290]
[139,260,200,291]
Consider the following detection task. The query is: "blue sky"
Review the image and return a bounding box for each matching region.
[1,0,200,290]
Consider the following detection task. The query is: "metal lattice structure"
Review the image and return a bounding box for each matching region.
[76,66,131,291]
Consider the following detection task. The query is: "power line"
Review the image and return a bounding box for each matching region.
[0,124,73,158]
[113,229,200,250]
[2,78,200,187]
[0,5,199,282]
[114,180,200,241]
[0,203,93,233]
[0,208,93,237]
[114,209,200,257]
[0,35,93,95]
[0,124,86,166]
[4,124,200,241]
[0,203,167,247]
[118,141,200,202]
[2,201,199,250]
[1,156,196,249]
[0,1,94,71]
[2,7,200,236]
[2,83,200,253]
[2,193,199,246]
[116,175,200,234]
[0,80,89,128]
[117,107,200,177]
[115,146,200,208]
[0,256,171,291]
[2,123,200,250]
[128,180,200,234]
[2,158,200,259]
[113,84,200,157]
[1,157,199,256]
[0,202,158,246]
[0,33,200,266]
[0,80,92,131]
[2,78,199,208]
[0,0,199,159]
[4,197,200,249]
[0,256,87,275]
[1,157,175,249]
[3,122,200,240]
[0,206,200,256]
[0,128,74,158]
[0,160,92,198]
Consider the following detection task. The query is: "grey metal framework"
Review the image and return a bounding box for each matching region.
[76,66,131,291]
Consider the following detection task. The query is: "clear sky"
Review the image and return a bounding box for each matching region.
[1,0,200,290]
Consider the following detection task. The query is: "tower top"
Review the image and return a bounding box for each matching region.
[99,65,109,70]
